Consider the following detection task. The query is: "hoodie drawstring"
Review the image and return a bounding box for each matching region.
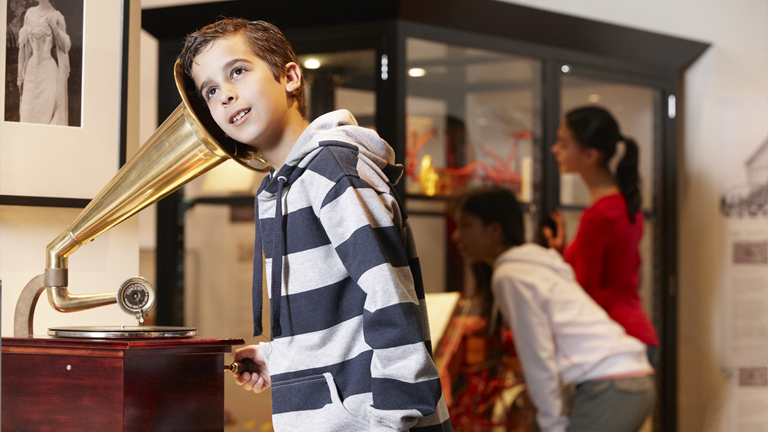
[251,175,288,338]
[251,180,266,337]
[269,176,287,337]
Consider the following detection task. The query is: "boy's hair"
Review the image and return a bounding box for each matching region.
[180,18,307,118]
[456,186,525,248]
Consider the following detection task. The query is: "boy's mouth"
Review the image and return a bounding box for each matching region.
[231,109,251,124]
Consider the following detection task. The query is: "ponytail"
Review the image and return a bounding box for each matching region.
[616,136,641,223]
[565,106,642,224]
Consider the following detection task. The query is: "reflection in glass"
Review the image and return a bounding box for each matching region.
[298,49,377,126]
[405,38,541,200]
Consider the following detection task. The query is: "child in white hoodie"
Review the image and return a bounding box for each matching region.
[451,186,655,432]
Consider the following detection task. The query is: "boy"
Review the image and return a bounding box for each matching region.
[180,18,452,432]
[452,187,655,432]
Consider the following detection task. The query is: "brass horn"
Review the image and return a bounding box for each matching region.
[13,60,269,337]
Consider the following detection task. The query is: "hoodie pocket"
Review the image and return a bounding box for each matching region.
[271,372,369,432]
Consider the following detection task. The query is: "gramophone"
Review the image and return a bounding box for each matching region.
[13,60,269,338]
[2,60,270,431]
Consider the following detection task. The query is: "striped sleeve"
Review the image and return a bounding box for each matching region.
[319,170,444,431]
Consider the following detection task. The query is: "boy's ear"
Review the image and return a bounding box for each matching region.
[284,62,302,93]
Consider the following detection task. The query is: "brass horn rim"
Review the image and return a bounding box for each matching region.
[173,59,271,172]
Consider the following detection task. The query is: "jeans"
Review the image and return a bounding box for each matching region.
[567,374,656,432]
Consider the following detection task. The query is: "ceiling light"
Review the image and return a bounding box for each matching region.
[409,68,426,77]
[304,59,321,69]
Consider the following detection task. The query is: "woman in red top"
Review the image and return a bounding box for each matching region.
[544,106,659,353]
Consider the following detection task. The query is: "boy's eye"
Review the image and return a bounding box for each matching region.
[232,67,245,78]
[204,87,218,100]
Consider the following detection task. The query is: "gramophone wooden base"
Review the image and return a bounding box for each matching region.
[2,336,244,432]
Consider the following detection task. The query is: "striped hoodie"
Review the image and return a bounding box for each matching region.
[251,109,452,432]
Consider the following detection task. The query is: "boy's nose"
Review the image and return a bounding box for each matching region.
[219,86,237,104]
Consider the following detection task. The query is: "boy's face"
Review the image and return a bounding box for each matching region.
[190,35,300,151]
[452,211,498,265]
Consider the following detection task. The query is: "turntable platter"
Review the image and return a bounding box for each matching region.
[48,326,197,339]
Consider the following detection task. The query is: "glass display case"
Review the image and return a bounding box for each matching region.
[401,37,542,294]
[298,49,377,125]
[403,38,541,201]
[142,2,709,429]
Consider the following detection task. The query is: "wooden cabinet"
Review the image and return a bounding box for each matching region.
[2,337,243,432]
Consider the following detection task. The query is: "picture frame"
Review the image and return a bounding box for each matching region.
[0,0,130,205]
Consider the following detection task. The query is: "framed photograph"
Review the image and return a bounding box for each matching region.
[0,0,129,203]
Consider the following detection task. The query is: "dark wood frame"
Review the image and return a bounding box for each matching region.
[0,0,132,208]
[142,2,708,430]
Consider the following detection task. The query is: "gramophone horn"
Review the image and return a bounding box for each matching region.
[13,60,269,337]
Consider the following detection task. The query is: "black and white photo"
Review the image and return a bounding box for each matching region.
[1,0,127,200]
[4,0,83,126]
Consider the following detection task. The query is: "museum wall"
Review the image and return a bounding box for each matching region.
[0,1,143,336]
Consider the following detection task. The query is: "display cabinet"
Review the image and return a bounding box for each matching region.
[142,1,708,429]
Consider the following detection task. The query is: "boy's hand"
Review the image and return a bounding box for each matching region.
[232,345,271,393]
[542,208,565,253]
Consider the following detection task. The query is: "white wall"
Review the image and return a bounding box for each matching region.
[0,1,144,336]
[0,209,140,335]
[139,29,159,250]
[498,1,767,431]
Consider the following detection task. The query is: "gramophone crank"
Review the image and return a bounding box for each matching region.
[226,358,256,374]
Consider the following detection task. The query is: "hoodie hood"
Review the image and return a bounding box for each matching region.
[274,109,402,189]
[494,243,576,281]
[251,110,403,338]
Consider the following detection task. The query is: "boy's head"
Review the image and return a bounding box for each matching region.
[452,187,525,263]
[180,18,306,118]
